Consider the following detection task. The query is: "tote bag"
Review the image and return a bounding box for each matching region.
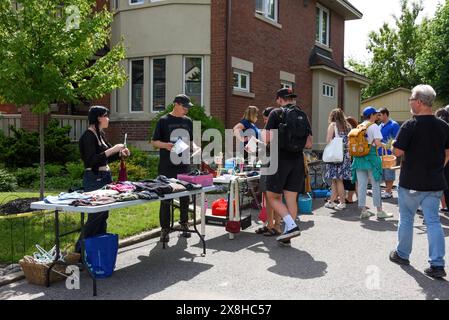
[322,124,344,163]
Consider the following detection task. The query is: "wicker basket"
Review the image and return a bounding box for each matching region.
[19,253,81,286]
[381,148,397,169]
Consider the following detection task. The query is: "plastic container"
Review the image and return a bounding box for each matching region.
[312,189,330,198]
[298,193,313,215]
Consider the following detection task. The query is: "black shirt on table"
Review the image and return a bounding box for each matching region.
[393,115,449,191]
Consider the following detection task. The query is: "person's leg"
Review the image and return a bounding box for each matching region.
[336,180,346,204]
[284,190,298,221]
[159,200,172,229]
[179,195,191,238]
[368,170,382,211]
[265,192,275,230]
[443,189,449,210]
[330,180,338,202]
[396,187,421,261]
[356,170,368,209]
[421,191,446,268]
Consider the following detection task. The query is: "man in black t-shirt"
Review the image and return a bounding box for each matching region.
[151,94,200,243]
[390,84,449,278]
[264,88,313,245]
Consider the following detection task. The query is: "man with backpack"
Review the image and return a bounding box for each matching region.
[349,106,393,220]
[264,88,313,246]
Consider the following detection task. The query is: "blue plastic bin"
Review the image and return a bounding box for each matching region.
[312,189,330,198]
[84,233,119,279]
[298,193,313,215]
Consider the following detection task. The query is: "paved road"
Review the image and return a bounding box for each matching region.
[1,191,449,300]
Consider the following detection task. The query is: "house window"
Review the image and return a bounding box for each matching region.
[130,59,144,112]
[322,83,335,98]
[281,81,294,90]
[316,4,330,46]
[152,58,166,112]
[129,0,144,5]
[256,0,278,22]
[233,70,250,93]
[184,57,203,106]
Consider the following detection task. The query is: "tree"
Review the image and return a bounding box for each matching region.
[347,0,424,100]
[417,1,449,104]
[0,0,127,199]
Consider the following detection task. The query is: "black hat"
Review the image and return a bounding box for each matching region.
[173,94,194,108]
[276,88,298,99]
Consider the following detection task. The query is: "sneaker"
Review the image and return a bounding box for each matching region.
[180,222,191,238]
[278,239,291,247]
[381,191,393,199]
[360,209,375,219]
[424,266,447,279]
[276,226,301,242]
[335,203,346,211]
[389,250,410,266]
[367,190,373,196]
[160,228,170,243]
[377,211,394,220]
[324,201,336,209]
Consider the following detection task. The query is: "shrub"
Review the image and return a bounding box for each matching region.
[66,162,84,180]
[15,167,39,188]
[109,162,150,182]
[127,146,150,167]
[32,176,82,191]
[0,169,17,191]
[45,164,65,178]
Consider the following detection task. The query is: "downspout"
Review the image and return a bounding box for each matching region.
[225,0,232,127]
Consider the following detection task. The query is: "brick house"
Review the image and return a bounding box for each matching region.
[0,0,370,150]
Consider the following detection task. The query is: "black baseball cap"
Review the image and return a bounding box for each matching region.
[173,94,194,108]
[276,88,298,99]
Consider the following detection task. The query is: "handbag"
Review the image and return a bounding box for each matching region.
[322,124,344,163]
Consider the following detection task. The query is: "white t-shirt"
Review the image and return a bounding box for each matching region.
[361,121,383,145]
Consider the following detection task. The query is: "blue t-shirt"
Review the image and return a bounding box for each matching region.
[378,119,400,155]
[240,119,259,139]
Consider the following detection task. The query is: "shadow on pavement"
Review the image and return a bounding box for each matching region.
[400,265,449,300]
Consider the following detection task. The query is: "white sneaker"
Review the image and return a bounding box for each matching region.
[335,203,346,211]
[325,201,336,209]
[367,190,373,196]
[360,209,375,219]
[381,192,393,199]
[377,211,394,219]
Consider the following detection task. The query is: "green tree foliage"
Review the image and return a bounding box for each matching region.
[347,0,425,99]
[416,1,449,103]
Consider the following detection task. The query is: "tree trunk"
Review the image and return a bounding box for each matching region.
[39,112,45,200]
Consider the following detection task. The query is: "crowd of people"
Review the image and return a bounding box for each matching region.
[77,83,448,279]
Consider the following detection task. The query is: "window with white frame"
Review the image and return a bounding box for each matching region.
[255,0,278,22]
[184,57,203,106]
[130,59,144,112]
[322,83,335,98]
[233,70,250,93]
[152,58,166,112]
[281,81,294,90]
[129,0,144,5]
[316,4,330,46]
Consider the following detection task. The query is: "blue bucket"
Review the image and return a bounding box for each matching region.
[84,233,119,279]
[312,189,330,198]
[298,193,313,215]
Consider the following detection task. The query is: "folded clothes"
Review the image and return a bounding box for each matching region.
[73,196,117,207]
[157,176,202,191]
[44,192,92,205]
[136,191,160,200]
[107,183,136,193]
[132,180,173,196]
[84,189,119,197]
[168,182,187,193]
[113,193,139,202]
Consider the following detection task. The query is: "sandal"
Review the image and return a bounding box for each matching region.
[345,198,356,204]
[263,228,281,237]
[255,226,269,234]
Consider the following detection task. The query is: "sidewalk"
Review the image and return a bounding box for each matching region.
[1,190,449,300]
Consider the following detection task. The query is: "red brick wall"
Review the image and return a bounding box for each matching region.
[0,104,19,114]
[108,121,151,144]
[210,0,228,125]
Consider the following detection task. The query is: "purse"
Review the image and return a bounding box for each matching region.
[322,124,344,163]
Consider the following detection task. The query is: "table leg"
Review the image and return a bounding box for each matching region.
[200,192,206,237]
[192,195,206,255]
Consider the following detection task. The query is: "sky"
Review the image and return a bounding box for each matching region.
[345,0,444,63]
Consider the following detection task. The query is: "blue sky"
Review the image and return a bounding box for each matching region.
[345,0,443,63]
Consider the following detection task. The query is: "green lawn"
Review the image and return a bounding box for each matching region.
[0,191,178,264]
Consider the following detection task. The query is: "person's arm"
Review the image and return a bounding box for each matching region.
[233,122,247,143]
[305,135,313,149]
[152,140,174,151]
[445,149,449,166]
[82,133,124,167]
[326,123,335,144]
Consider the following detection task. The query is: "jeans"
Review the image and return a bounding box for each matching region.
[75,171,113,253]
[356,170,381,209]
[397,187,445,267]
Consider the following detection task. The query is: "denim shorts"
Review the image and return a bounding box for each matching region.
[382,169,396,182]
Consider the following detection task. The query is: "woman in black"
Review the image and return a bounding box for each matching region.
[75,106,130,253]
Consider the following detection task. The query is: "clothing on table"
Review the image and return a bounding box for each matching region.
[136,191,160,200]
[107,183,136,193]
[325,125,352,181]
[132,181,173,197]
[393,115,449,191]
[157,175,202,191]
[73,196,116,207]
[113,193,140,202]
[168,183,187,193]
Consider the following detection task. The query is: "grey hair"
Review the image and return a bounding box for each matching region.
[445,105,449,113]
[411,84,436,107]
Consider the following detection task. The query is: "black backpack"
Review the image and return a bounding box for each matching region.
[278,105,309,152]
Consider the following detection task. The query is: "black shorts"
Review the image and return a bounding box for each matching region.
[266,157,305,194]
[343,179,356,191]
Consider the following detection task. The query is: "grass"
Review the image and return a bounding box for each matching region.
[0,191,180,264]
